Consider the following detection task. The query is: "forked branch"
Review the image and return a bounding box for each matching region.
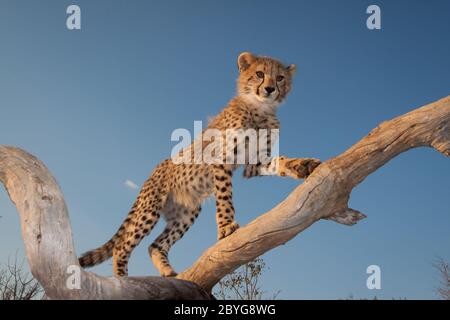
[1,96,449,298]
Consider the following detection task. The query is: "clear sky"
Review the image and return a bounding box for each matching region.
[0,0,449,299]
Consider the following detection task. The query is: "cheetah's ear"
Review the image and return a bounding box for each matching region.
[237,52,256,72]
[287,64,297,76]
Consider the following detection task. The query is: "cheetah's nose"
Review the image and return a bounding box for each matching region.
[265,87,275,95]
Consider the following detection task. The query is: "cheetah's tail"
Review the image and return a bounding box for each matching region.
[78,234,120,268]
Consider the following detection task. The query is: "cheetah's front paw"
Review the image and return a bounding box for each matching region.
[283,158,321,179]
[218,222,240,240]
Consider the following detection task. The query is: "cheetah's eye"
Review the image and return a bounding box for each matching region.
[276,75,285,82]
[256,71,264,79]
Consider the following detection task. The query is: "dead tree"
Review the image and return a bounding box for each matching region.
[0,254,43,300]
[213,258,280,300]
[0,95,449,299]
[433,258,450,300]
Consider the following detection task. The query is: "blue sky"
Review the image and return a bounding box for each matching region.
[0,0,449,299]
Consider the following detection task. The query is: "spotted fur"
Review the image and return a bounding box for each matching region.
[78,52,321,277]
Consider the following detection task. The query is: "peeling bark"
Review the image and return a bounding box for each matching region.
[1,95,449,298]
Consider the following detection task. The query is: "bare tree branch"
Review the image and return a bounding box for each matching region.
[1,95,449,299]
[178,96,450,291]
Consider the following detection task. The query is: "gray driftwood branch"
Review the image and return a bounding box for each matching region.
[1,95,449,299]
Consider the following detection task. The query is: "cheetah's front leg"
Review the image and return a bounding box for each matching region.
[213,165,240,240]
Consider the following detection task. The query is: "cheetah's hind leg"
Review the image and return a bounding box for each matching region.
[149,200,202,277]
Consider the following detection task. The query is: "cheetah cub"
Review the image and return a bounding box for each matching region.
[79,52,321,277]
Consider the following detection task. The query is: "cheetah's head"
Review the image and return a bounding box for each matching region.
[237,52,296,109]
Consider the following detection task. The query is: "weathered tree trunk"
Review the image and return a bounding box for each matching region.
[1,96,449,299]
